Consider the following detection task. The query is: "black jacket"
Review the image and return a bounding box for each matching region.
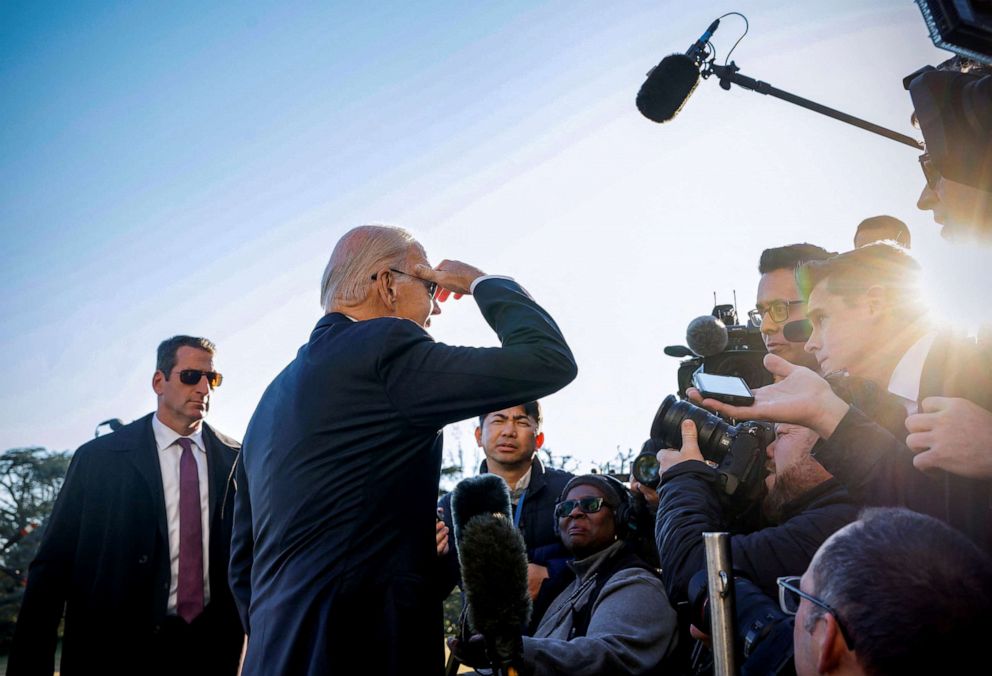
[812,333,992,553]
[230,278,577,676]
[437,455,573,598]
[9,414,243,676]
[656,461,857,604]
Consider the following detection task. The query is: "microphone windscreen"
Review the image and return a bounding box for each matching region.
[783,319,813,343]
[686,315,729,357]
[451,474,512,542]
[459,513,532,646]
[636,54,701,123]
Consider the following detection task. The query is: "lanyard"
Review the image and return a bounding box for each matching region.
[513,489,527,529]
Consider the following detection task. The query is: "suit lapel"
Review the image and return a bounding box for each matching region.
[126,415,170,547]
[202,425,235,527]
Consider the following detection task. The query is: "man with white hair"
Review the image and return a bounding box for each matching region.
[230,224,577,676]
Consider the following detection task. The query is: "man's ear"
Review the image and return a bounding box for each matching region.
[865,285,887,316]
[373,268,398,308]
[814,612,848,675]
[474,426,483,448]
[152,370,165,396]
[535,431,545,449]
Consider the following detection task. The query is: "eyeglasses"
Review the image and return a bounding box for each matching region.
[777,576,855,649]
[177,369,223,389]
[748,300,805,327]
[554,496,609,518]
[371,268,438,299]
[919,152,940,191]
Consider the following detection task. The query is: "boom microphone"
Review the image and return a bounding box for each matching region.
[686,315,729,357]
[636,19,720,123]
[451,475,530,676]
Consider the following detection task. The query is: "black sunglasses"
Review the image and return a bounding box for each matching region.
[371,268,438,299]
[177,369,223,389]
[554,496,609,519]
[777,576,855,649]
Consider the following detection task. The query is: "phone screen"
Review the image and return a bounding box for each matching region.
[693,373,752,398]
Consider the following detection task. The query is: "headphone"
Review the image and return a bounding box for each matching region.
[553,474,637,540]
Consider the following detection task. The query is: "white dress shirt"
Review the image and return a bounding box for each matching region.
[887,332,938,415]
[152,414,211,614]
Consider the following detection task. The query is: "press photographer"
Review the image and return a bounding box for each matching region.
[652,399,855,606]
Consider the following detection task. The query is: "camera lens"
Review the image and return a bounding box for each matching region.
[632,452,661,489]
[650,395,734,463]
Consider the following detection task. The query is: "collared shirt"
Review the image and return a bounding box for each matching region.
[887,331,938,414]
[151,414,211,614]
[510,466,533,505]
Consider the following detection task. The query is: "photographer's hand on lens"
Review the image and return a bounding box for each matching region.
[656,419,705,475]
[629,472,660,510]
[907,397,992,479]
[687,354,850,440]
[414,259,485,302]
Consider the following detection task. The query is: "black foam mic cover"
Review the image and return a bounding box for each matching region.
[453,474,530,672]
[783,318,813,343]
[686,315,729,357]
[451,474,512,543]
[636,53,701,123]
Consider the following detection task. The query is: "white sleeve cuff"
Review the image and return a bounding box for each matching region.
[469,275,516,293]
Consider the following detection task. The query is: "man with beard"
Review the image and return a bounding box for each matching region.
[654,418,856,605]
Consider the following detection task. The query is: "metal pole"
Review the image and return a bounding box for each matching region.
[704,532,737,676]
[708,63,924,151]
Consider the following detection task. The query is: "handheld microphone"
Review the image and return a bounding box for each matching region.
[451,475,530,676]
[636,19,720,123]
[686,315,729,357]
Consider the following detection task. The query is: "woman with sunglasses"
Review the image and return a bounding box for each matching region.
[519,475,678,676]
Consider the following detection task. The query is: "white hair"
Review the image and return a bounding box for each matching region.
[320,225,418,311]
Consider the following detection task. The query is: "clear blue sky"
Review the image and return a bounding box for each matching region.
[1,1,981,470]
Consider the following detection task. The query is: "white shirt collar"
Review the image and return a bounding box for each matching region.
[152,413,205,453]
[887,331,938,405]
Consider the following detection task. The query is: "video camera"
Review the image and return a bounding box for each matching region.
[664,302,772,399]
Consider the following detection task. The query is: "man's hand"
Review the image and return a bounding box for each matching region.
[687,353,850,439]
[906,397,992,479]
[629,473,659,510]
[414,259,486,300]
[657,420,705,475]
[436,519,450,557]
[526,563,549,601]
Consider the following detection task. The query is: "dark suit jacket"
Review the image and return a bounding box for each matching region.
[9,414,244,676]
[814,333,992,552]
[230,278,576,676]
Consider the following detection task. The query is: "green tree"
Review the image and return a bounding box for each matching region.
[0,447,72,650]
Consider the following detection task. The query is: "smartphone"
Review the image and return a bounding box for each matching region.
[692,372,755,406]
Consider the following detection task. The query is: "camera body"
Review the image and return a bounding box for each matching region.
[668,304,773,399]
[633,396,771,511]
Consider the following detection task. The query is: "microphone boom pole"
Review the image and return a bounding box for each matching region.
[707,61,923,150]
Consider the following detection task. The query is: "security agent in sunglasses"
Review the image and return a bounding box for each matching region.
[10,336,244,676]
[694,508,992,676]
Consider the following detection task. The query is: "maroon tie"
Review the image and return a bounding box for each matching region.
[176,437,204,623]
